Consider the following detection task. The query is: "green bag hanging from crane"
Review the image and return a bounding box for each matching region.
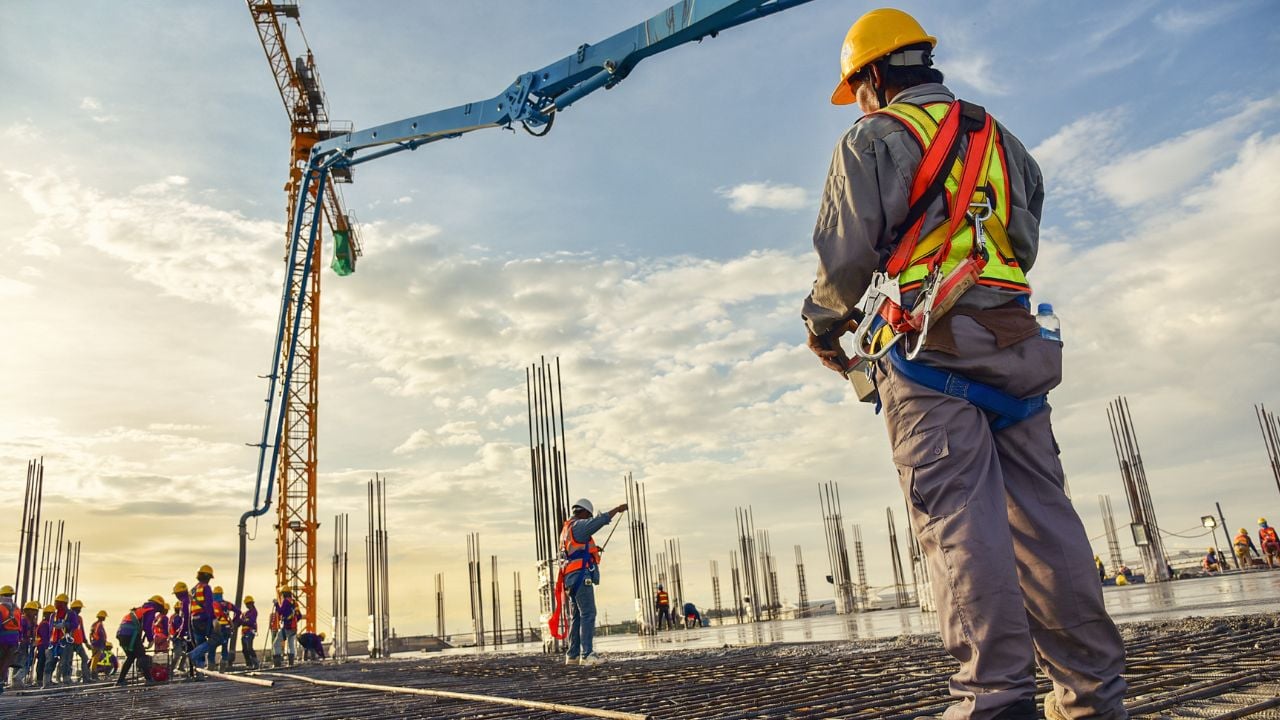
[331,229,355,276]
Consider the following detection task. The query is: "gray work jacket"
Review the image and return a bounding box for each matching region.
[801,83,1045,337]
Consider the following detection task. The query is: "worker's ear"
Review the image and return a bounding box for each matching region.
[868,64,882,90]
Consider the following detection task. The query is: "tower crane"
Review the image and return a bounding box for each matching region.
[245,0,362,634]
[234,0,817,634]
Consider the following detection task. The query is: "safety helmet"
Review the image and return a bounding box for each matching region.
[280,586,293,596]
[197,564,214,577]
[55,593,69,603]
[1260,517,1269,525]
[105,641,113,649]
[213,586,223,595]
[1240,528,1249,535]
[70,599,84,610]
[0,585,14,596]
[319,631,327,640]
[43,605,55,614]
[24,601,40,612]
[571,498,594,515]
[1208,547,1216,552]
[244,595,255,604]
[831,8,937,105]
[173,581,188,594]
[96,610,108,619]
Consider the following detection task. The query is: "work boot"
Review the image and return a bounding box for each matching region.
[272,654,282,668]
[564,655,579,666]
[579,654,602,666]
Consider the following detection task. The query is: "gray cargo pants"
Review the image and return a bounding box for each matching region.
[876,315,1127,720]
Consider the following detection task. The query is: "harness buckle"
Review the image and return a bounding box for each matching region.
[849,273,904,361]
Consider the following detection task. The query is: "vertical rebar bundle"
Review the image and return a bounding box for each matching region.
[526,357,570,653]
[904,503,933,612]
[490,556,503,647]
[331,513,349,660]
[467,533,485,648]
[664,538,685,611]
[756,529,779,621]
[513,572,525,642]
[1099,494,1125,573]
[365,475,390,657]
[14,458,44,607]
[819,483,856,614]
[624,473,656,635]
[729,551,744,623]
[852,524,869,609]
[434,573,445,639]
[794,545,809,617]
[1257,404,1280,498]
[1107,397,1169,582]
[887,507,910,608]
[734,507,763,623]
[709,560,722,625]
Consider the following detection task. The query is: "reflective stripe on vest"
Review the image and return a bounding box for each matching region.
[876,101,1030,294]
[655,591,669,606]
[559,520,600,576]
[0,599,19,633]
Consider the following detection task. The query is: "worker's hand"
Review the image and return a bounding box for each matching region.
[610,503,628,516]
[807,320,856,375]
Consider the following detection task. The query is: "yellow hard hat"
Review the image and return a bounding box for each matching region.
[213,586,224,594]
[279,586,293,595]
[0,585,13,596]
[1240,528,1249,535]
[173,581,188,594]
[319,631,326,640]
[43,605,55,614]
[1260,517,1268,525]
[831,8,936,105]
[198,564,214,577]
[244,595,256,604]
[55,593,69,603]
[1209,547,1216,552]
[1115,574,1128,586]
[96,610,108,619]
[70,599,84,610]
[149,595,165,606]
[105,641,113,649]
[24,601,40,612]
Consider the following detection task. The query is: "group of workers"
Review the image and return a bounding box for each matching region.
[652,585,703,630]
[0,564,331,693]
[1204,518,1280,572]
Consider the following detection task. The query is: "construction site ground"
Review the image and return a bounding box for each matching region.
[8,601,1280,719]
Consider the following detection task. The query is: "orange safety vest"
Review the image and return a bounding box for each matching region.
[51,607,66,643]
[0,599,20,633]
[874,100,1030,295]
[191,584,211,617]
[559,519,601,576]
[1261,527,1279,546]
[1234,533,1253,551]
[70,614,86,644]
[91,620,107,646]
[655,590,669,607]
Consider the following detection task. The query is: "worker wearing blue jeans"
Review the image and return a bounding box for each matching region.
[560,498,627,666]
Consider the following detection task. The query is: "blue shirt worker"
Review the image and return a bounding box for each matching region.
[561,497,626,666]
[682,602,704,628]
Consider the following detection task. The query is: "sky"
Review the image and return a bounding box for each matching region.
[2,0,1279,640]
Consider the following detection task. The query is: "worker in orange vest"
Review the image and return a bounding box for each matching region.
[802,10,1128,720]
[115,596,164,687]
[89,610,109,679]
[558,497,626,666]
[35,605,55,688]
[654,585,672,631]
[59,599,92,683]
[1234,528,1260,570]
[0,586,20,695]
[1258,519,1280,568]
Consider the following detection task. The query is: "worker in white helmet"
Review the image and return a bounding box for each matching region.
[557,498,626,666]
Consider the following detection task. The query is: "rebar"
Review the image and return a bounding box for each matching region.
[467,533,485,648]
[527,358,571,653]
[1099,494,1125,573]
[331,512,349,660]
[794,545,808,617]
[366,476,391,656]
[491,556,503,647]
[887,507,910,608]
[624,473,656,635]
[709,560,722,625]
[1107,397,1170,580]
[1257,404,1280,499]
[434,573,446,639]
[819,482,856,614]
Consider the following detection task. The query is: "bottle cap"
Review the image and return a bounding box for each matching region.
[1037,303,1053,314]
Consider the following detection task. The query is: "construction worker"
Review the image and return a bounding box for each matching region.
[682,602,704,629]
[272,587,298,667]
[14,601,39,687]
[49,592,68,683]
[298,630,327,661]
[240,595,260,670]
[1203,547,1225,573]
[171,582,190,674]
[0,586,20,694]
[560,497,627,666]
[1095,556,1105,583]
[89,610,109,679]
[1234,528,1260,570]
[115,596,164,687]
[152,602,170,664]
[58,599,92,682]
[1258,518,1280,568]
[802,10,1127,720]
[187,564,217,672]
[35,605,54,687]
[213,586,238,670]
[93,642,117,679]
[654,584,672,631]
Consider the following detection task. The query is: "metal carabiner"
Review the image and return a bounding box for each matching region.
[849,273,904,361]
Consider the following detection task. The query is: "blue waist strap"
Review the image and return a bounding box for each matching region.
[886,343,1047,430]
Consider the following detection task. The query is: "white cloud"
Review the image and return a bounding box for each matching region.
[716,182,811,212]
[945,53,1008,96]
[394,196,413,205]
[1154,5,1240,33]
[80,97,101,111]
[79,96,117,123]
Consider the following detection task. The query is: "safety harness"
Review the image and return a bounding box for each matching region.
[846,98,1047,429]
[548,519,600,640]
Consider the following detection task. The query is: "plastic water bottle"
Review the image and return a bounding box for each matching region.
[1036,303,1061,342]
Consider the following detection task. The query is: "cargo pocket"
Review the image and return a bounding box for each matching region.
[892,425,964,520]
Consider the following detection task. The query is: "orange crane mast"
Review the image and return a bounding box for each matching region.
[246,0,361,633]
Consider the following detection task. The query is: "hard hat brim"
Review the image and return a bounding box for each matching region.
[831,78,857,106]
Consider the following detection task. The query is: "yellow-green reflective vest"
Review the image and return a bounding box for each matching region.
[877,101,1031,294]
